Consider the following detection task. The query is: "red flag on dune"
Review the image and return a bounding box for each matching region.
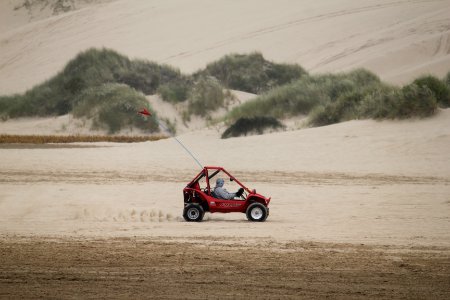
[138,108,151,116]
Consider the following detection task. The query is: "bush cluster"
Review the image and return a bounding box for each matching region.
[221,116,284,139]
[413,75,450,107]
[310,83,437,126]
[187,76,232,117]
[197,52,307,94]
[73,83,158,133]
[1,47,449,134]
[0,48,183,132]
[226,69,447,128]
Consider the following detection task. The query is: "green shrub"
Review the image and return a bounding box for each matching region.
[221,116,284,138]
[359,84,436,119]
[116,59,186,95]
[345,68,381,86]
[0,95,23,119]
[310,82,437,125]
[413,75,450,107]
[1,47,446,134]
[158,81,190,103]
[187,76,228,116]
[397,84,437,118]
[227,76,337,122]
[309,89,366,126]
[73,83,159,133]
[198,52,307,93]
[0,48,184,133]
[445,71,450,87]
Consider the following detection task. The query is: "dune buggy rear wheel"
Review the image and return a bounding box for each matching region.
[246,203,268,222]
[183,203,204,222]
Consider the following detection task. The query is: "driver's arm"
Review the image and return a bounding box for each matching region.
[215,187,236,200]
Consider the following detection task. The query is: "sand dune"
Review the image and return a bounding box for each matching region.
[1,0,450,95]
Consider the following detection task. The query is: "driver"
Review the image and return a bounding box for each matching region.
[213,178,243,200]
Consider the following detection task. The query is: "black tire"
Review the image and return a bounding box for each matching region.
[183,203,204,222]
[246,203,268,222]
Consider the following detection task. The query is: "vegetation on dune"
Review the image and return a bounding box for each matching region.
[226,69,380,121]
[224,68,446,133]
[197,52,307,94]
[221,116,284,139]
[2,49,307,126]
[72,83,159,133]
[1,47,449,137]
[186,76,235,118]
[445,71,450,87]
[0,48,185,132]
[413,75,450,108]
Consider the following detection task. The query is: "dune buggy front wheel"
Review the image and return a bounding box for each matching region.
[183,203,204,222]
[246,203,268,222]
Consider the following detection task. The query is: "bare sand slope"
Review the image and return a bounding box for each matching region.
[1,0,450,95]
[1,110,449,246]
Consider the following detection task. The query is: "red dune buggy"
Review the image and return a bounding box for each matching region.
[183,166,271,222]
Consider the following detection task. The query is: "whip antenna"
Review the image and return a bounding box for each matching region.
[138,108,203,169]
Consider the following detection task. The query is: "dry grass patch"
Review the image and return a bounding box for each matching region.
[0,134,168,144]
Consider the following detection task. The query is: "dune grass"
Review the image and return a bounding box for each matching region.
[0,48,181,133]
[1,48,449,136]
[72,83,158,133]
[413,75,450,108]
[196,52,307,94]
[225,68,447,130]
[0,134,168,144]
[0,49,308,128]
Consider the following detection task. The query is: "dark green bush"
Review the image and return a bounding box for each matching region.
[226,75,346,122]
[73,83,159,133]
[397,84,437,118]
[1,47,446,134]
[359,84,436,119]
[158,81,190,103]
[345,68,381,86]
[445,71,450,87]
[116,59,186,95]
[309,89,366,126]
[413,75,450,107]
[187,76,228,116]
[221,116,284,138]
[310,82,437,126]
[198,52,307,93]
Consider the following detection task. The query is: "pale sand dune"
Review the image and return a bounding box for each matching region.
[1,0,450,95]
[1,109,449,245]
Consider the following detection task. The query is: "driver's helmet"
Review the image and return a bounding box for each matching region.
[216,178,224,187]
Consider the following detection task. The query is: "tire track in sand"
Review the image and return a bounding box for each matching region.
[1,169,448,186]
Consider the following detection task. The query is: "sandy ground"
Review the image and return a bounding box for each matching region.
[1,110,450,297]
[1,237,449,299]
[1,109,450,245]
[1,0,450,95]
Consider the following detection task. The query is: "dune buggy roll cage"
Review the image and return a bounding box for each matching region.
[187,166,253,196]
